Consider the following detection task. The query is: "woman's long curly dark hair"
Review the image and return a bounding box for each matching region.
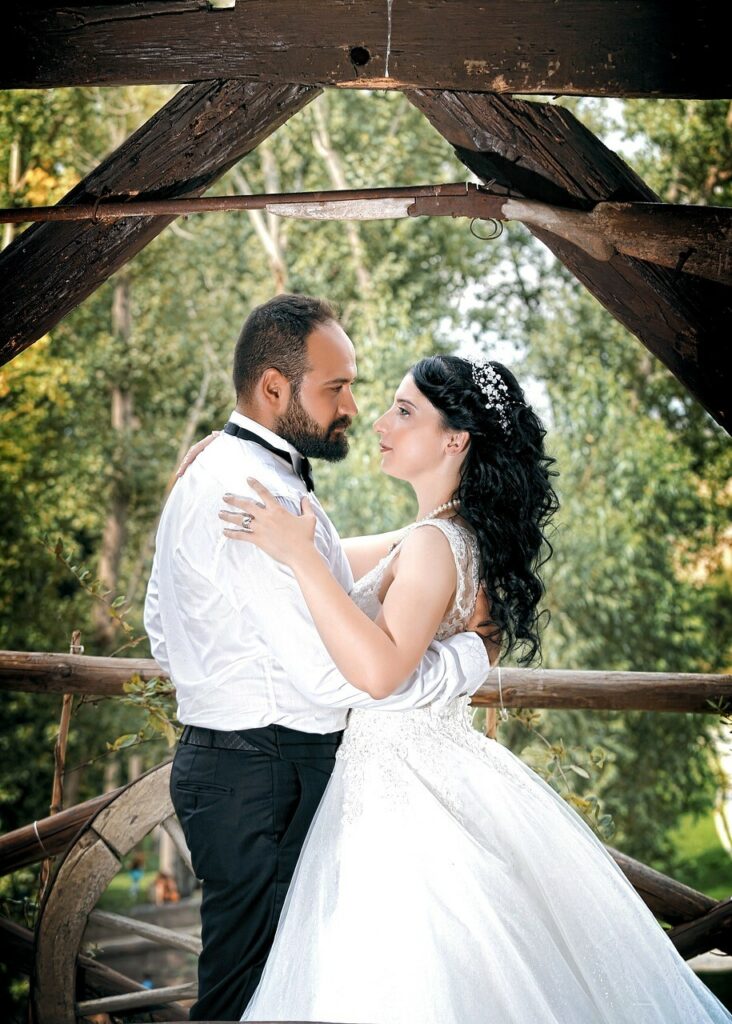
[411,355,559,666]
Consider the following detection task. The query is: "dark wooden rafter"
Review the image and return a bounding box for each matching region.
[0,79,319,364]
[407,90,732,432]
[3,1,731,98]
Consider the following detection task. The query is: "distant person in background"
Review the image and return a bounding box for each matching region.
[153,871,180,905]
[128,852,145,899]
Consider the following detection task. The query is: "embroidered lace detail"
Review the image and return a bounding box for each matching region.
[338,520,518,825]
[337,696,534,825]
[349,518,481,642]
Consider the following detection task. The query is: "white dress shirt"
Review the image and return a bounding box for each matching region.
[144,410,489,734]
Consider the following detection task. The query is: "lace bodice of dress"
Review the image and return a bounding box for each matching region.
[338,518,490,824]
[350,517,481,641]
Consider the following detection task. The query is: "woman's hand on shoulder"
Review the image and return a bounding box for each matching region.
[219,478,317,569]
[175,431,220,478]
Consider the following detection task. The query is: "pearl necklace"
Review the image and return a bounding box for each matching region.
[415,499,459,525]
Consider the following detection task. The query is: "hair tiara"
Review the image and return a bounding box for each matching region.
[471,360,512,436]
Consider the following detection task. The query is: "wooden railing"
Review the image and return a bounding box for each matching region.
[2,648,731,1018]
[1,649,730,712]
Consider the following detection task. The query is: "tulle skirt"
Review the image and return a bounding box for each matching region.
[242,698,731,1023]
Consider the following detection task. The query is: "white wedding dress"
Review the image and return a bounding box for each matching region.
[242,519,731,1023]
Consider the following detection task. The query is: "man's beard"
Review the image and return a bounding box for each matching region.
[275,395,351,462]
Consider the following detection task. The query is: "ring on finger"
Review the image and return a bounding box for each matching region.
[240,512,254,531]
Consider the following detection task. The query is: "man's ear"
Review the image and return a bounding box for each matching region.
[258,368,291,413]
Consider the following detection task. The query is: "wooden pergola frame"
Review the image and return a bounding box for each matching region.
[1,1,730,431]
[1,5,731,1018]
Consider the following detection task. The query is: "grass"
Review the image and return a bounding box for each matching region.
[671,810,732,903]
[96,870,159,913]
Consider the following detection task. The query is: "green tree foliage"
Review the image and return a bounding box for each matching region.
[0,90,729,976]
[498,97,732,867]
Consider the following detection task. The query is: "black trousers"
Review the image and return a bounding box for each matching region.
[170,723,342,1021]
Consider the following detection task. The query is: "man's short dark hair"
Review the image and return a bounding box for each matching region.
[233,293,338,400]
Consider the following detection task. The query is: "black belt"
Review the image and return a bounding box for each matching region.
[179,723,342,761]
[180,725,260,752]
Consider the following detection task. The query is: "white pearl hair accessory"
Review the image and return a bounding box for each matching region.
[471,360,512,436]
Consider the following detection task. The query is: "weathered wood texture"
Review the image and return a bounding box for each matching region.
[0,649,164,696]
[610,847,732,957]
[1,917,186,1021]
[0,787,123,876]
[407,90,732,433]
[33,762,175,1023]
[0,79,318,365]
[1,650,729,712]
[89,907,201,955]
[592,203,732,287]
[669,900,732,961]
[609,847,720,928]
[470,669,732,713]
[3,2,730,98]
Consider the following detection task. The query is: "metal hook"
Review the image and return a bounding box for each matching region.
[91,193,105,225]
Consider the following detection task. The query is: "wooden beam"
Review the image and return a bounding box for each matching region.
[1,650,730,712]
[0,649,165,697]
[3,2,730,98]
[0,787,124,876]
[589,203,732,287]
[669,900,732,960]
[501,200,732,287]
[469,669,732,713]
[609,847,718,927]
[0,79,319,365]
[407,90,732,433]
[3,190,729,287]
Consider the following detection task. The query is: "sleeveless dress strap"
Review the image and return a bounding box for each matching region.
[407,518,481,635]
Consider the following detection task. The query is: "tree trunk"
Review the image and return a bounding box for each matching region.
[93,268,133,649]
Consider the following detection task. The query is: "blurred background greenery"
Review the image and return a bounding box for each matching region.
[0,86,730,1012]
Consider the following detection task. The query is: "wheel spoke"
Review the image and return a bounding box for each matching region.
[87,908,201,954]
[76,981,197,1014]
[161,813,194,873]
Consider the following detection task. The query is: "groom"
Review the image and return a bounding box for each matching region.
[144,293,493,1020]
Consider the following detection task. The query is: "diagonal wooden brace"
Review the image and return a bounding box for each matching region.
[407,90,732,433]
[0,79,319,365]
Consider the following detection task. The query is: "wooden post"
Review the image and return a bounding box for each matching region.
[39,631,81,896]
[49,632,82,814]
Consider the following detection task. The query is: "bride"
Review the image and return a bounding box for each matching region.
[217,354,730,1024]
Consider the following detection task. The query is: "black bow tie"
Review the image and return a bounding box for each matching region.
[223,421,315,492]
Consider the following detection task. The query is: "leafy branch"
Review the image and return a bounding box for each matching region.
[504,708,615,841]
[108,674,180,751]
[41,536,180,751]
[43,536,137,639]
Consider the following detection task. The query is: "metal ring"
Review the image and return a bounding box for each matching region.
[469,217,504,241]
[240,512,254,531]
[91,193,105,225]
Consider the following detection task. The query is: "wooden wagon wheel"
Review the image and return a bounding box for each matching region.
[32,760,200,1023]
